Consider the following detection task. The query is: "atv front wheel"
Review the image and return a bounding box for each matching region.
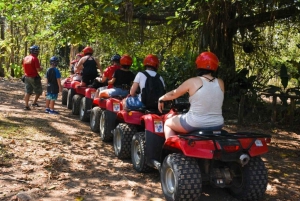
[90,107,102,132]
[79,97,90,122]
[62,88,68,105]
[99,110,115,142]
[72,94,82,115]
[113,123,136,159]
[161,153,202,201]
[131,132,153,173]
[228,156,268,201]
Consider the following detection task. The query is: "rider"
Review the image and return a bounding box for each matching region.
[22,45,43,110]
[94,54,121,97]
[158,51,224,139]
[71,53,83,81]
[96,54,121,88]
[99,54,135,98]
[75,46,102,86]
[125,54,165,109]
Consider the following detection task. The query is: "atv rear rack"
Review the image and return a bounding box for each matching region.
[178,130,271,140]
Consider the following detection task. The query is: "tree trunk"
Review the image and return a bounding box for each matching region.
[0,17,5,77]
[199,2,237,89]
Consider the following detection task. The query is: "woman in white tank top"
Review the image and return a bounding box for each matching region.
[158,52,225,139]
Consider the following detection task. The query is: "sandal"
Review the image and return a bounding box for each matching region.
[31,103,40,107]
[24,106,31,110]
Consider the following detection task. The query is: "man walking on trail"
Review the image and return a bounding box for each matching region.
[22,45,43,110]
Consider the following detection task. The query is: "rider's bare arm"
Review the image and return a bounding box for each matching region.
[108,78,115,85]
[159,78,192,102]
[130,82,139,96]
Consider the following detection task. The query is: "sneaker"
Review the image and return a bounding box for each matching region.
[24,106,31,110]
[49,110,59,114]
[45,108,50,113]
[31,103,41,107]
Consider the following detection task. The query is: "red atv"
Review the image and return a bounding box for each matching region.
[61,77,72,105]
[127,98,271,201]
[89,94,125,142]
[113,105,162,159]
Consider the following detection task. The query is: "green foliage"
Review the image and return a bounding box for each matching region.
[11,64,23,78]
[160,54,196,92]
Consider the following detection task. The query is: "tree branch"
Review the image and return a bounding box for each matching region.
[228,5,300,29]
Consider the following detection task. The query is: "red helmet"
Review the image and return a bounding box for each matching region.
[143,54,159,69]
[83,46,93,55]
[120,54,133,66]
[195,52,219,71]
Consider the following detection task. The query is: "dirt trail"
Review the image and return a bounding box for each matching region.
[0,77,299,201]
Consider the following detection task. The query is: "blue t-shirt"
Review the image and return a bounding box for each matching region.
[46,67,61,94]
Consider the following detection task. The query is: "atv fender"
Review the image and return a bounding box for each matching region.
[141,114,164,135]
[75,86,87,96]
[239,138,269,157]
[106,98,123,113]
[117,110,143,125]
[163,136,216,159]
[85,88,96,99]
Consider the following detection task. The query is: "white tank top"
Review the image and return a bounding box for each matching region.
[186,76,224,128]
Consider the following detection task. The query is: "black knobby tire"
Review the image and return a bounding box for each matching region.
[79,97,90,122]
[62,88,68,105]
[99,110,115,142]
[90,107,102,132]
[72,94,82,115]
[67,89,73,109]
[228,156,268,201]
[131,132,153,173]
[160,153,202,201]
[113,123,137,159]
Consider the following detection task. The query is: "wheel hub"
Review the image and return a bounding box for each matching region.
[133,140,141,165]
[165,167,175,194]
[115,130,121,152]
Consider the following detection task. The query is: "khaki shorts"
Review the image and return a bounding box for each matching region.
[24,76,43,95]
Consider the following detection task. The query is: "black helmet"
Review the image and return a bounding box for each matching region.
[111,54,121,62]
[29,45,39,55]
[50,56,59,65]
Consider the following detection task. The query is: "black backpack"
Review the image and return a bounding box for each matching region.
[141,71,165,109]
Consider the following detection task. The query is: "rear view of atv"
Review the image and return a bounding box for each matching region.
[130,98,271,201]
[90,95,125,142]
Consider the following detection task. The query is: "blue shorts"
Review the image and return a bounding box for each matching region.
[125,96,145,110]
[46,93,58,101]
[24,77,43,95]
[107,88,129,97]
[179,113,223,132]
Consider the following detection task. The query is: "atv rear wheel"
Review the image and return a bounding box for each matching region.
[72,94,82,115]
[161,153,202,201]
[228,156,268,201]
[67,89,73,109]
[99,110,115,142]
[79,97,90,122]
[62,88,68,105]
[90,107,102,132]
[113,123,136,159]
[131,132,153,173]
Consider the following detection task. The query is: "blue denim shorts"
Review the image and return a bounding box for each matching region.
[46,93,58,100]
[179,113,223,132]
[107,88,129,97]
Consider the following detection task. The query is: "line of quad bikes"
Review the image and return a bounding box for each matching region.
[62,77,272,201]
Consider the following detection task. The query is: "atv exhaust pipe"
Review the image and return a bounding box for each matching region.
[239,154,250,166]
